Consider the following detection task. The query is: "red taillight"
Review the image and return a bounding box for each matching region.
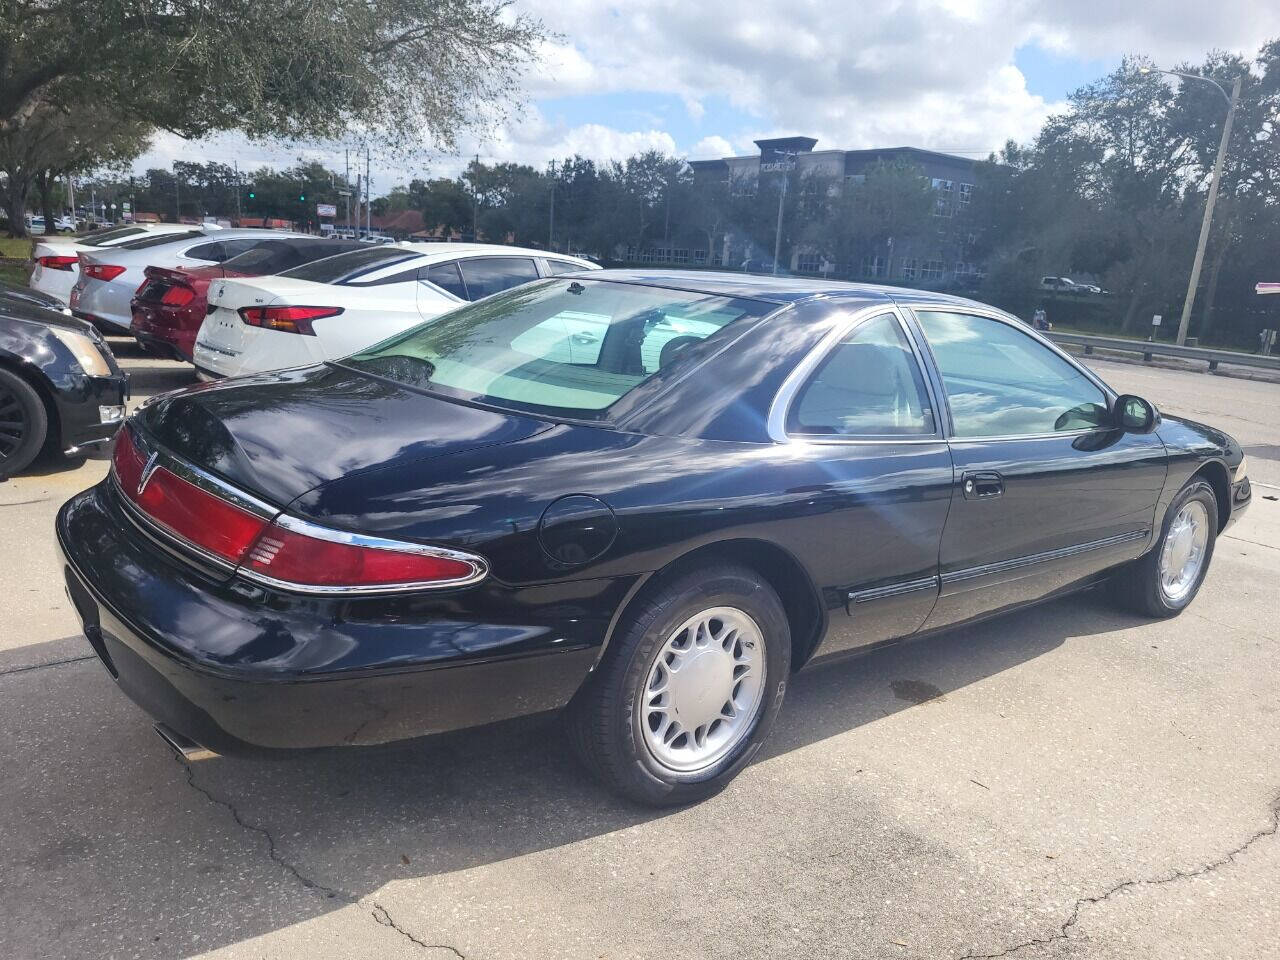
[112,427,268,566]
[38,255,78,271]
[160,284,196,307]
[84,262,126,282]
[243,519,480,590]
[238,305,341,336]
[113,427,484,591]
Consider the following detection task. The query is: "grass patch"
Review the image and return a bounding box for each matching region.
[0,236,34,260]
[0,262,31,287]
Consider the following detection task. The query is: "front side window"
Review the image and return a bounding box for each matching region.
[457,257,540,300]
[916,311,1109,438]
[344,278,773,418]
[788,314,935,437]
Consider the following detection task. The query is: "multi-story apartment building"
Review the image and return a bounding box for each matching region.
[677,136,984,286]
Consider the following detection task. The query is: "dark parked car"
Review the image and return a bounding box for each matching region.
[55,273,1250,804]
[0,281,128,477]
[130,237,367,362]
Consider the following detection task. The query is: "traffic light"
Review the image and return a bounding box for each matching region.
[299,193,306,201]
[248,190,256,199]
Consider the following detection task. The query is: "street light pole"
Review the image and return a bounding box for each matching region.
[770,152,797,276]
[1142,67,1243,345]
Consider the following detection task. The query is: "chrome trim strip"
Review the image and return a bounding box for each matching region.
[767,303,945,444]
[848,575,940,604]
[941,529,1149,585]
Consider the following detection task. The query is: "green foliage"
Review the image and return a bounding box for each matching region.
[0,0,544,155]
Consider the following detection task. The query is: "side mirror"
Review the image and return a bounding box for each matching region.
[1114,394,1159,434]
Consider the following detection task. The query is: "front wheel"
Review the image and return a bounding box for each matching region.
[0,367,48,478]
[1110,479,1218,618]
[567,565,791,806]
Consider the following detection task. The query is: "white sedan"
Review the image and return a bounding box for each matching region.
[192,243,598,379]
[30,224,196,305]
[70,227,307,333]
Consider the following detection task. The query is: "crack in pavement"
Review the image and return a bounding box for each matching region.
[372,902,465,958]
[179,758,463,955]
[0,654,94,678]
[959,790,1280,959]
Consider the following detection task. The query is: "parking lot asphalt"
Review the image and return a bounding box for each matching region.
[2,341,1277,960]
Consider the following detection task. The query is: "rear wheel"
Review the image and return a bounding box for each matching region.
[0,367,48,478]
[568,565,790,806]
[1110,479,1218,618]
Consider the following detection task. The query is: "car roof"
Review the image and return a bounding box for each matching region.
[396,242,594,263]
[577,269,989,308]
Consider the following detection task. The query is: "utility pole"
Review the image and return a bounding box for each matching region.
[233,160,241,222]
[548,160,556,250]
[174,169,181,223]
[770,152,798,276]
[1175,74,1243,345]
[345,149,351,233]
[365,149,371,237]
[472,153,479,241]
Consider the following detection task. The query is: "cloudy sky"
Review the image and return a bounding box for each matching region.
[133,0,1280,191]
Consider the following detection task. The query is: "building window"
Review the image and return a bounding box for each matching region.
[797,252,822,274]
[673,249,689,264]
[934,196,953,218]
[931,178,954,193]
[860,256,887,278]
[920,260,944,281]
[958,182,973,206]
[693,249,707,265]
[901,258,918,280]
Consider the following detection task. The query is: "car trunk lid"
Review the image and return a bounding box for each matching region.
[134,362,550,507]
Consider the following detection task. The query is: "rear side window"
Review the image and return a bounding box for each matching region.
[425,262,467,299]
[185,241,226,262]
[545,258,589,275]
[789,313,936,437]
[457,257,539,300]
[280,246,418,285]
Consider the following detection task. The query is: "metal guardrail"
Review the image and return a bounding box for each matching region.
[1048,332,1280,372]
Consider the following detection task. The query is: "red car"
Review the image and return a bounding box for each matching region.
[130,237,364,361]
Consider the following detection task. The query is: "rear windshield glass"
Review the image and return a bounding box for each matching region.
[119,230,205,250]
[222,240,362,275]
[278,246,418,285]
[81,226,148,247]
[342,278,773,419]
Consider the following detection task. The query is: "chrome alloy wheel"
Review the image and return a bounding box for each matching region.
[638,606,767,774]
[1159,500,1210,603]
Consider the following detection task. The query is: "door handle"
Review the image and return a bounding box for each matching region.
[962,471,1004,499]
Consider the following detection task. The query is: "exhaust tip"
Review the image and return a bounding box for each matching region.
[154,723,218,762]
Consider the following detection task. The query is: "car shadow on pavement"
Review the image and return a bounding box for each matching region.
[1,586,1146,958]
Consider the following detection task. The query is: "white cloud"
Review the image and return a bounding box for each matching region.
[689,135,735,159]
[125,0,1280,188]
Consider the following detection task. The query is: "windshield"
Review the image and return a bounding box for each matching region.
[279,246,417,284]
[343,278,773,418]
[81,226,148,247]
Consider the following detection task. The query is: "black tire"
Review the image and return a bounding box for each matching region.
[0,366,48,479]
[1110,479,1218,618]
[567,564,791,806]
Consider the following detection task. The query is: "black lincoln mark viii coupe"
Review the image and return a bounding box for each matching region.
[56,272,1251,804]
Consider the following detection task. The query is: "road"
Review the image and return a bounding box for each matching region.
[1,343,1277,959]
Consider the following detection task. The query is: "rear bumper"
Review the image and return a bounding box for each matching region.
[131,302,197,361]
[55,483,607,755]
[70,279,133,332]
